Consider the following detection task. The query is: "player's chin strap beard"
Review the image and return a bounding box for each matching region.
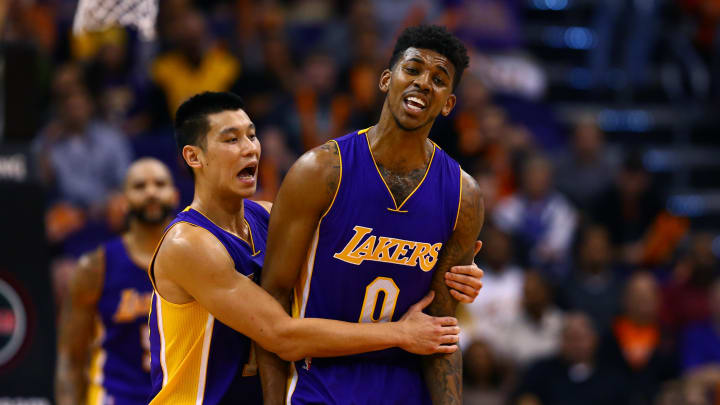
[127,204,176,226]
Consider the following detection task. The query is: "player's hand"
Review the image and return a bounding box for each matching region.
[445,241,483,303]
[397,291,459,355]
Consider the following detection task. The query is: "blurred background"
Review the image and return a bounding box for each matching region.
[1,0,720,404]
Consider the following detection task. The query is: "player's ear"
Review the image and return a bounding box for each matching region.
[183,145,203,171]
[379,69,391,93]
[441,94,457,117]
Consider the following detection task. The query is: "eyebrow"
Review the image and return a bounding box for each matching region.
[406,57,451,80]
[219,123,255,135]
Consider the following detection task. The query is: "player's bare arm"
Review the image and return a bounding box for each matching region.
[154,212,459,355]
[256,140,343,404]
[421,171,484,405]
[55,247,105,405]
[446,241,483,302]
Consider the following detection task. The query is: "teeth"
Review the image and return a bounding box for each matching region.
[406,96,425,107]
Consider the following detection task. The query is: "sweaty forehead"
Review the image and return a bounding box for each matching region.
[400,47,455,76]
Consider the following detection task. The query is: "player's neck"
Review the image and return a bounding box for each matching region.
[368,111,433,172]
[191,186,248,239]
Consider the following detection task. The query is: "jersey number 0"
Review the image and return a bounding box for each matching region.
[358,277,400,323]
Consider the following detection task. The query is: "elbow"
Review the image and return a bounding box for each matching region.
[276,348,304,362]
[263,320,306,362]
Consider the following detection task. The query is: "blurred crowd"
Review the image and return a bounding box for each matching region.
[3,0,720,404]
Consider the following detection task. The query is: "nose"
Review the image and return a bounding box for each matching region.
[413,71,431,93]
[241,135,261,156]
[144,182,159,198]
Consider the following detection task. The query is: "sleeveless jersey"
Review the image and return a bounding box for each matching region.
[147,201,269,405]
[86,237,154,405]
[287,128,462,405]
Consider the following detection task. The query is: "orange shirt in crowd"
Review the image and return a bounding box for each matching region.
[613,316,660,370]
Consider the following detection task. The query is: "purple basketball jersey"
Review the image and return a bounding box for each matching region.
[147,200,268,405]
[287,128,462,404]
[86,237,153,405]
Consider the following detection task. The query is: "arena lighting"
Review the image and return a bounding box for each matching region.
[667,195,706,217]
[542,26,596,49]
[643,150,670,172]
[564,27,595,49]
[597,109,653,132]
[532,0,569,10]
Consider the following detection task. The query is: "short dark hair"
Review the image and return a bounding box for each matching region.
[174,91,245,151]
[388,25,469,90]
[174,91,245,174]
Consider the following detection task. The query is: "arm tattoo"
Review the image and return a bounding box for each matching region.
[320,141,341,196]
[422,172,484,405]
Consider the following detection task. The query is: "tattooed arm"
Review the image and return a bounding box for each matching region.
[55,247,105,405]
[421,171,484,405]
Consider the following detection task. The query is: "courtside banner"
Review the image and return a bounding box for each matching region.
[0,145,54,403]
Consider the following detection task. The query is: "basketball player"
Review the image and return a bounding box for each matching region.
[55,158,179,405]
[146,92,482,404]
[258,25,482,404]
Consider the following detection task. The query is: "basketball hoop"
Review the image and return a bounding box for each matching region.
[72,0,158,41]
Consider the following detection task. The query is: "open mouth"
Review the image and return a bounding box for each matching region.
[237,163,257,179]
[403,95,427,113]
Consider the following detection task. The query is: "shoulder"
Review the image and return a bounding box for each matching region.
[457,170,483,226]
[69,246,106,305]
[157,222,233,270]
[460,170,482,202]
[294,141,341,173]
[283,141,342,200]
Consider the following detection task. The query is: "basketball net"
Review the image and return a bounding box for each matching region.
[72,0,158,41]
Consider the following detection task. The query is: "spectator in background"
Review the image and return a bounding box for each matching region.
[370,0,440,50]
[663,232,720,335]
[79,28,138,131]
[682,279,720,372]
[3,0,57,54]
[588,0,659,95]
[440,0,523,52]
[681,279,720,405]
[494,154,577,280]
[558,225,623,334]
[555,116,618,211]
[463,338,514,405]
[473,165,500,213]
[603,272,678,405]
[281,49,349,152]
[460,223,524,350]
[32,69,131,221]
[496,271,564,367]
[234,33,297,127]
[447,73,512,178]
[513,312,630,405]
[592,151,686,268]
[253,126,297,202]
[150,9,240,119]
[32,68,132,304]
